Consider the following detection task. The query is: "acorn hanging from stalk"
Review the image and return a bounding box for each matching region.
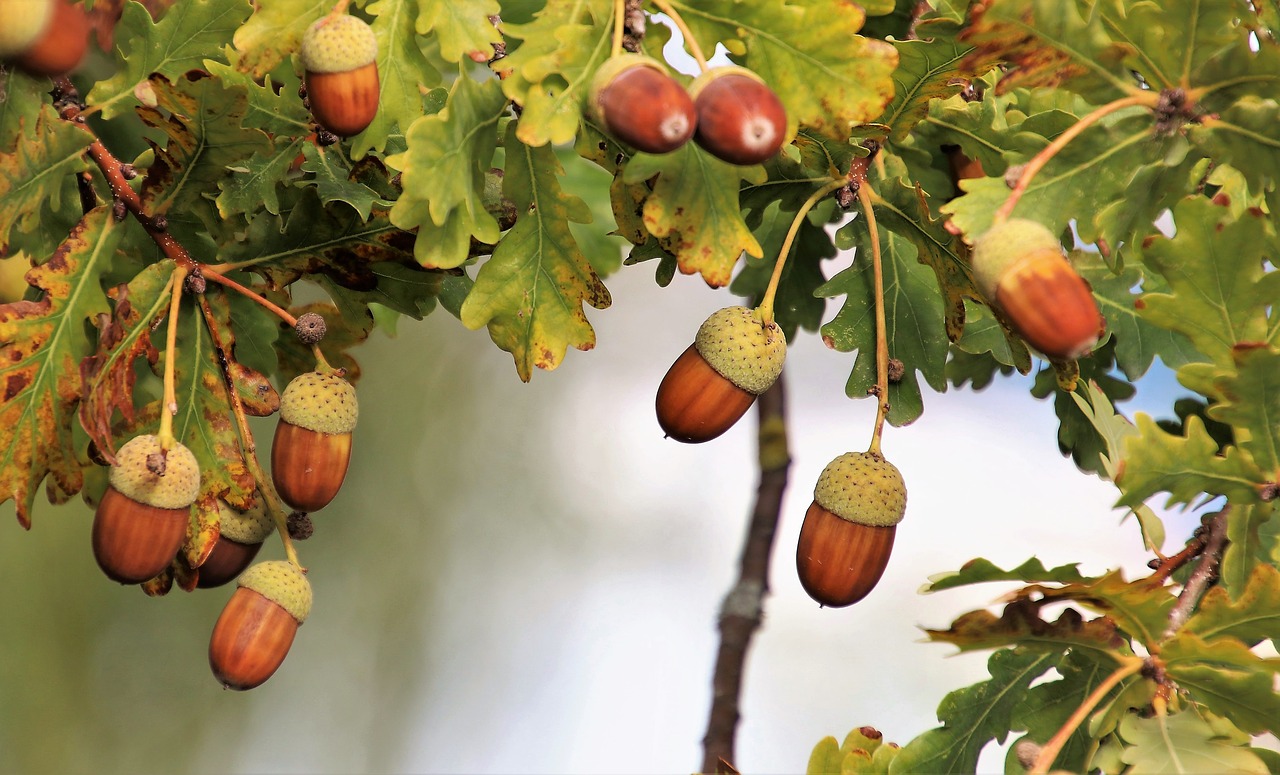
[0,0,89,78]
[209,560,312,690]
[589,53,697,154]
[196,497,276,589]
[299,13,380,137]
[796,451,907,608]
[272,370,357,512]
[688,66,787,165]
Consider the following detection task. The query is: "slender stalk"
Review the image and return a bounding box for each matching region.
[203,271,299,328]
[650,0,708,71]
[856,184,889,455]
[1029,657,1144,775]
[196,293,302,568]
[701,377,790,773]
[612,0,626,57]
[757,179,843,324]
[330,0,351,14]
[157,267,187,450]
[993,94,1153,225]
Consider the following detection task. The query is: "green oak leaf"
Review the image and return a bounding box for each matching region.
[88,0,251,119]
[1008,650,1122,774]
[1116,0,1249,91]
[670,0,899,140]
[1116,708,1268,774]
[1160,634,1280,737]
[623,145,765,288]
[889,648,1056,774]
[1192,98,1280,196]
[1220,503,1275,600]
[351,0,445,158]
[918,93,1019,177]
[204,56,312,136]
[1117,413,1265,510]
[415,0,502,62]
[217,137,306,220]
[0,70,48,153]
[1209,346,1280,476]
[1187,561,1280,646]
[924,556,1092,593]
[387,74,506,269]
[880,24,999,143]
[820,226,949,426]
[0,209,120,527]
[232,0,329,78]
[460,123,611,380]
[0,105,91,256]
[295,143,390,220]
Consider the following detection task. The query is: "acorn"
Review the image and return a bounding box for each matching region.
[209,560,312,690]
[656,306,786,443]
[299,13,380,137]
[970,218,1105,361]
[0,0,89,77]
[589,54,697,154]
[92,434,200,584]
[271,370,357,512]
[196,498,276,589]
[796,451,906,608]
[689,66,787,165]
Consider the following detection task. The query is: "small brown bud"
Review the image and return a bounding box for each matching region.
[887,358,905,383]
[294,312,327,344]
[287,512,314,540]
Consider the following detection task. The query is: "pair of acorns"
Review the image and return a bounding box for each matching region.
[592,54,788,165]
[0,0,89,77]
[91,370,357,689]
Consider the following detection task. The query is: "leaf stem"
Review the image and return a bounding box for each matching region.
[1029,656,1144,775]
[756,178,844,325]
[158,267,187,450]
[650,0,708,71]
[856,183,889,455]
[992,94,1153,226]
[612,0,626,58]
[203,271,299,328]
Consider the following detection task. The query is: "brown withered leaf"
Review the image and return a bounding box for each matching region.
[184,490,223,572]
[926,599,1128,655]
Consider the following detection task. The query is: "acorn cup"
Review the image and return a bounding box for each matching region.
[196,498,276,589]
[299,13,380,137]
[796,451,907,608]
[655,306,786,443]
[209,560,312,690]
[272,370,358,512]
[970,218,1105,361]
[0,0,89,77]
[589,54,697,154]
[93,435,201,585]
[688,66,787,165]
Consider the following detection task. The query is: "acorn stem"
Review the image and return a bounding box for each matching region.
[158,267,187,449]
[857,184,889,456]
[204,271,299,328]
[650,0,708,72]
[757,178,843,325]
[611,0,626,58]
[993,94,1152,226]
[330,0,350,14]
[1029,656,1144,775]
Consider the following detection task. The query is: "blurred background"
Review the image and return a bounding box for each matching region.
[0,256,1201,773]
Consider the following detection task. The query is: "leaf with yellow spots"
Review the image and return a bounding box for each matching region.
[0,105,92,256]
[0,208,121,527]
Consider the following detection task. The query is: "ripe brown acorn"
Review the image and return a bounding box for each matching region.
[93,435,201,584]
[0,0,89,77]
[272,370,358,512]
[796,451,906,608]
[689,66,787,165]
[656,306,786,443]
[970,219,1105,361]
[196,498,275,589]
[299,14,380,137]
[589,54,696,154]
[209,560,312,690]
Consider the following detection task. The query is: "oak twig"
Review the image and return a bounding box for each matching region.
[701,378,790,773]
[1162,510,1229,640]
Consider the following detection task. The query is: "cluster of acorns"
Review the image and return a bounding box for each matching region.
[91,365,358,690]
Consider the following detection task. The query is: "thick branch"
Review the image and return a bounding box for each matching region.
[700,377,790,773]
[1162,509,1229,639]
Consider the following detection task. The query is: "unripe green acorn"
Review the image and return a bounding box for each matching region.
[970,218,1105,361]
[196,498,275,589]
[589,54,697,155]
[300,14,380,137]
[796,451,906,607]
[209,560,312,690]
[688,66,787,165]
[93,435,201,584]
[655,306,786,443]
[0,0,89,77]
[272,371,357,512]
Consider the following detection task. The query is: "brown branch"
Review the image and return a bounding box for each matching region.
[700,376,790,773]
[1162,509,1229,640]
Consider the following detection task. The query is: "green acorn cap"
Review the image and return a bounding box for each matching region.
[300,14,377,74]
[217,497,275,544]
[970,218,1062,300]
[238,560,312,623]
[0,0,53,57]
[694,306,786,395]
[279,371,358,435]
[813,451,907,527]
[109,434,201,510]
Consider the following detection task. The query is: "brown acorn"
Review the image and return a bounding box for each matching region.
[0,0,89,78]
[271,370,357,512]
[797,451,907,608]
[689,66,787,165]
[196,498,275,589]
[209,560,312,690]
[656,306,786,443]
[589,54,696,154]
[93,435,201,584]
[971,219,1105,361]
[299,13,380,137]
